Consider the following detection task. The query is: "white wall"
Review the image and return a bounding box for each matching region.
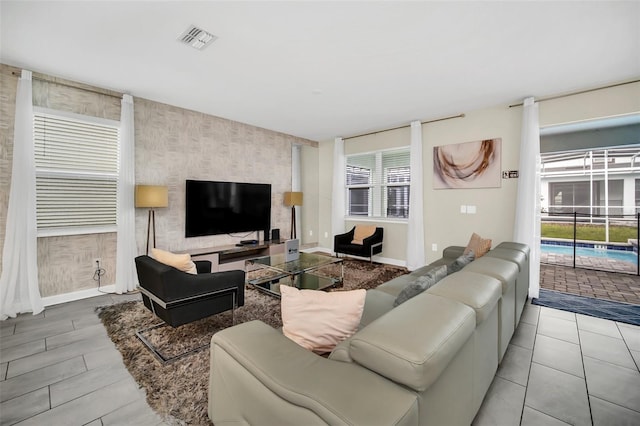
[316,82,640,266]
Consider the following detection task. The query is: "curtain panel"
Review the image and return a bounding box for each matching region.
[513,97,541,298]
[406,121,426,271]
[0,70,44,320]
[331,137,346,239]
[115,94,138,293]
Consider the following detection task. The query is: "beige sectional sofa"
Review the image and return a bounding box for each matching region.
[208,241,529,426]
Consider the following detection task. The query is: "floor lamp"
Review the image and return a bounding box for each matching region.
[284,191,303,239]
[135,185,169,255]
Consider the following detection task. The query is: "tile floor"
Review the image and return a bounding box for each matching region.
[474,302,640,426]
[1,293,640,425]
[0,292,167,426]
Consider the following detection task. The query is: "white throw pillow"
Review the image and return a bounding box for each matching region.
[280,285,366,353]
[151,248,197,275]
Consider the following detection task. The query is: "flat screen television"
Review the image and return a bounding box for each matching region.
[185,180,271,237]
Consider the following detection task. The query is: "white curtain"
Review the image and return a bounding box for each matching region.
[331,137,346,240]
[115,94,138,294]
[292,145,302,239]
[0,70,44,320]
[513,97,542,298]
[406,121,425,271]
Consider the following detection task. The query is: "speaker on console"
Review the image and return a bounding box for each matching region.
[263,227,270,242]
[271,228,280,243]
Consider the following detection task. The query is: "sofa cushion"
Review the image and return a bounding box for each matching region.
[393,265,447,306]
[447,250,475,274]
[329,289,397,363]
[359,289,397,328]
[280,286,366,353]
[350,293,475,392]
[496,241,530,259]
[463,256,518,294]
[151,248,197,275]
[428,272,502,325]
[464,233,492,258]
[485,248,527,272]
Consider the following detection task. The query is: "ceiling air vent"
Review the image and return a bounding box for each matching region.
[178,25,217,50]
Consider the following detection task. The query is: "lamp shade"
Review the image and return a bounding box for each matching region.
[284,191,303,207]
[135,185,168,208]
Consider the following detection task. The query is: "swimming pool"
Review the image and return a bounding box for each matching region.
[541,243,638,263]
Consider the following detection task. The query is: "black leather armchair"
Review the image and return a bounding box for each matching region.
[134,255,245,328]
[334,226,384,262]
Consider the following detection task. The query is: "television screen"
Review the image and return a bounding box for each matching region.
[185,180,271,237]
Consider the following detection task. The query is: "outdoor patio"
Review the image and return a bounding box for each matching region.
[540,255,640,306]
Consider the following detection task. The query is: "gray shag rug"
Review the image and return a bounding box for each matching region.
[96,259,407,425]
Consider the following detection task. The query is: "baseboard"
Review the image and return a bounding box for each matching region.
[42,284,117,307]
[303,246,332,254]
[306,246,406,268]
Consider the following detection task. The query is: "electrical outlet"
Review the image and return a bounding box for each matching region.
[93,258,101,269]
[432,243,438,252]
[309,230,313,236]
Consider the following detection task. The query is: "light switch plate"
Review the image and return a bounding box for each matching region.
[460,205,467,214]
[467,205,477,214]
[432,243,438,252]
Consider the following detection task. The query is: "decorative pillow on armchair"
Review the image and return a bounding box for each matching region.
[394,265,447,306]
[151,248,197,275]
[280,286,366,353]
[351,225,377,245]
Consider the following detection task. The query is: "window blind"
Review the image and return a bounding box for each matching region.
[34,110,119,231]
[346,148,410,219]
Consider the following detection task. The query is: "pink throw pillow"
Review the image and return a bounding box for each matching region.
[280,286,366,353]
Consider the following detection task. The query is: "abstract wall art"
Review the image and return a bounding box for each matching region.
[433,138,502,189]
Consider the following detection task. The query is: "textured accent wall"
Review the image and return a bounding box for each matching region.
[133,97,306,253]
[0,63,316,298]
[0,66,17,279]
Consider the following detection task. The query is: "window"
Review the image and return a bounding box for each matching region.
[549,179,624,217]
[34,108,119,235]
[549,181,592,215]
[346,148,410,219]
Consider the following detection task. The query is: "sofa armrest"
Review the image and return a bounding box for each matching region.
[334,227,355,247]
[362,227,383,247]
[442,245,466,260]
[195,260,212,274]
[162,269,245,304]
[210,321,418,426]
[350,293,475,392]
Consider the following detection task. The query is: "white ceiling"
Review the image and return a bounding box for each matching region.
[1,1,639,142]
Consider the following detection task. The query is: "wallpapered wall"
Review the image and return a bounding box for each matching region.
[0,64,316,297]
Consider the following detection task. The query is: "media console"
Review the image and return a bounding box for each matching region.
[186,241,285,272]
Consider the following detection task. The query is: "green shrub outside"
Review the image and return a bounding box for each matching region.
[541,223,638,243]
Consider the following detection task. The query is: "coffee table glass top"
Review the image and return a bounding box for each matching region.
[246,252,343,296]
[252,252,342,274]
[249,272,341,297]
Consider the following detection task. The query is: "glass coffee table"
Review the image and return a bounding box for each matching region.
[246,252,344,297]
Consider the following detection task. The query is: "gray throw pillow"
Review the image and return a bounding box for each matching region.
[393,265,447,306]
[447,250,475,275]
[427,264,448,282]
